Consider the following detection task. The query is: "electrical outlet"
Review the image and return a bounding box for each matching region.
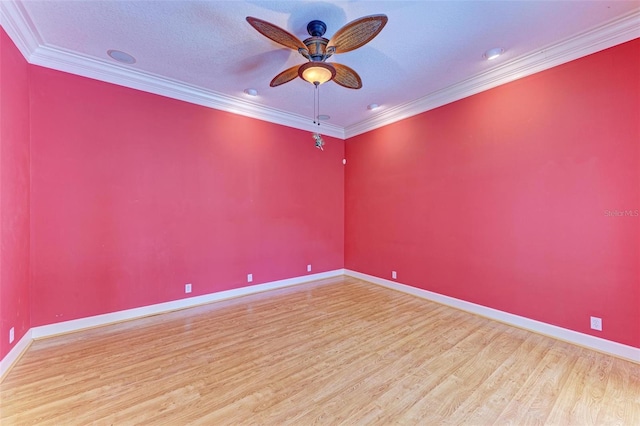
[9,327,14,344]
[247,273,253,283]
[590,316,602,331]
[185,283,192,294]
[392,271,397,279]
[307,264,312,272]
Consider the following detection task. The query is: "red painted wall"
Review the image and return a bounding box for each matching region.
[0,28,31,359]
[1,24,638,365]
[345,40,640,348]
[29,66,344,326]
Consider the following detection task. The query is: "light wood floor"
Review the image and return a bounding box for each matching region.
[1,276,639,425]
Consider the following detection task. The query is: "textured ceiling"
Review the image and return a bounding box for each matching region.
[2,1,639,138]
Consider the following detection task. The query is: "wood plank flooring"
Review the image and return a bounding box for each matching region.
[1,276,639,425]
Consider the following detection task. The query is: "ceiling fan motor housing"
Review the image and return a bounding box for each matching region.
[303,36,330,61]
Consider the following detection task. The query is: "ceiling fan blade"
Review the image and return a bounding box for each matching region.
[247,17,306,51]
[270,65,301,87]
[327,14,388,54]
[332,63,362,89]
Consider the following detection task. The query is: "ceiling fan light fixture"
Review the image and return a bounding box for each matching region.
[299,62,336,85]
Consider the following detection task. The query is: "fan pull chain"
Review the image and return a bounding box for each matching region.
[317,83,321,126]
[313,83,317,125]
[311,83,325,150]
[312,82,321,126]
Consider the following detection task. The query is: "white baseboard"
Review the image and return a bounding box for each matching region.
[0,329,32,381]
[2,270,343,380]
[4,267,636,382]
[345,269,640,363]
[32,269,345,339]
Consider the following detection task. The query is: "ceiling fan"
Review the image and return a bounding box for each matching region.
[246,14,388,89]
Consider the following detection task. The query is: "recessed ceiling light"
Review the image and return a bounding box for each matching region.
[483,47,505,60]
[107,49,136,64]
[317,114,330,120]
[244,88,258,96]
[367,103,380,110]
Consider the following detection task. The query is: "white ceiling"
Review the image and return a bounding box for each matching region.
[2,1,639,138]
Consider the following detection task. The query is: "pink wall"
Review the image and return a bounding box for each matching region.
[29,66,344,326]
[0,28,31,359]
[1,26,638,365]
[345,39,640,348]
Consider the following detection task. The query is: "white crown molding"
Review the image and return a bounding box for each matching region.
[344,10,640,138]
[0,0,41,58]
[0,1,345,139]
[345,270,640,364]
[2,1,638,140]
[27,44,346,139]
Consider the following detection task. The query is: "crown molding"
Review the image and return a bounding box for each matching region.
[2,1,638,141]
[29,45,346,139]
[0,1,345,139]
[0,0,41,58]
[344,10,640,138]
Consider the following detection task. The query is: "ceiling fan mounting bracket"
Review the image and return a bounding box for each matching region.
[307,20,327,37]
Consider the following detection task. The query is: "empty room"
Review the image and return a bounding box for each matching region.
[1,1,639,424]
